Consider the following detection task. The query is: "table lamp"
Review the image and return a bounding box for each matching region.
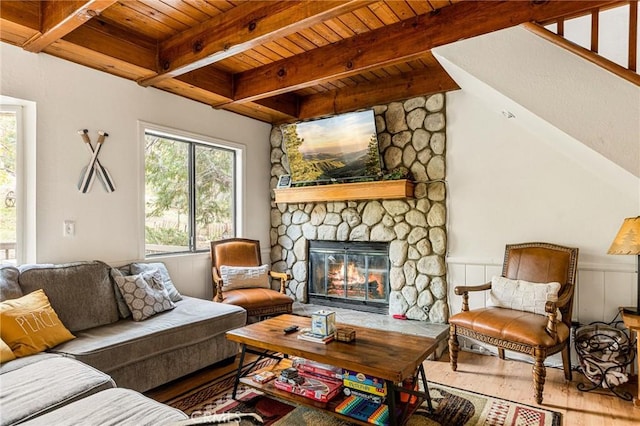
[608,216,640,315]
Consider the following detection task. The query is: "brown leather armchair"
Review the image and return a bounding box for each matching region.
[448,242,578,404]
[210,238,293,319]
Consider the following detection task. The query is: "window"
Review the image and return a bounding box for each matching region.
[0,107,18,264]
[143,125,241,256]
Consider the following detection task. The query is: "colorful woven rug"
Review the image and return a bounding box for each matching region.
[166,362,561,426]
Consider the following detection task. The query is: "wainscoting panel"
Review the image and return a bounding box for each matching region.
[447,258,636,325]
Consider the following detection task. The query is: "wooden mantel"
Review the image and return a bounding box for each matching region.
[274,179,414,204]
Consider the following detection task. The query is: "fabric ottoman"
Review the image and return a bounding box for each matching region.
[0,356,115,426]
[20,388,188,426]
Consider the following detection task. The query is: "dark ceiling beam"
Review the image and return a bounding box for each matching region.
[138,0,372,87]
[296,63,460,121]
[23,0,117,53]
[228,0,618,104]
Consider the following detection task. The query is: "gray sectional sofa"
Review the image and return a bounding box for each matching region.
[0,260,247,425]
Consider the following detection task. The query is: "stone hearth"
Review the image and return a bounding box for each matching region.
[269,94,449,324]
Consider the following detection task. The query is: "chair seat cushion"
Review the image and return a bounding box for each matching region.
[222,288,292,312]
[449,307,569,348]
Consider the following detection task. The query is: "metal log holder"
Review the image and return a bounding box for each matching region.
[575,317,636,401]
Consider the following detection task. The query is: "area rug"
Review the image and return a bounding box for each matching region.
[166,363,561,426]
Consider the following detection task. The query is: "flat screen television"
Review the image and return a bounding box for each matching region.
[281,110,382,184]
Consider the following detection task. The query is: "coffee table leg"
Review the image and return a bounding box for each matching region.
[418,364,433,412]
[232,344,247,399]
[386,379,398,426]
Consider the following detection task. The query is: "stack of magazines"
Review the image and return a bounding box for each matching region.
[297,329,335,344]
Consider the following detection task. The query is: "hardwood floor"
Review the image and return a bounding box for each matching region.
[147,350,640,425]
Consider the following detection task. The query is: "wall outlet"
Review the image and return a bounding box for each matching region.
[63,220,75,237]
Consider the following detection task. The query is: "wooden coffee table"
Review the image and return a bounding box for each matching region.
[225,314,437,426]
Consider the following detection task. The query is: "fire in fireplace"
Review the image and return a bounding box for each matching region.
[307,241,390,314]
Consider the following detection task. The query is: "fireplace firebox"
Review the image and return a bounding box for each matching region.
[307,241,390,314]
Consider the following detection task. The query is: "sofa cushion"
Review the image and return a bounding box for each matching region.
[18,388,187,426]
[130,262,183,302]
[0,338,15,363]
[0,266,21,302]
[0,352,59,374]
[114,270,175,321]
[220,264,270,291]
[0,289,75,357]
[50,296,246,377]
[0,356,115,426]
[18,261,120,332]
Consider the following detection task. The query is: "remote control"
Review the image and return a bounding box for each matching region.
[283,325,299,334]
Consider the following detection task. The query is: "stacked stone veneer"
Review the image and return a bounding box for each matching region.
[269,94,448,323]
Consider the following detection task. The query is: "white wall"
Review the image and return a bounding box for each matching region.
[435,26,639,178]
[0,43,272,299]
[435,28,639,323]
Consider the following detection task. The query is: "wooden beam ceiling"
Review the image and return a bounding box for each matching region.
[138,0,372,86]
[0,0,624,124]
[228,0,618,104]
[23,0,118,53]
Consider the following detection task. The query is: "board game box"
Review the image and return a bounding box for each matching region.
[292,357,343,380]
[335,395,389,426]
[343,370,387,396]
[274,371,343,402]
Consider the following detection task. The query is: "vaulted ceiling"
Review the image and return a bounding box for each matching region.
[0,0,620,123]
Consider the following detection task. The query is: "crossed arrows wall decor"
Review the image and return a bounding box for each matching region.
[77,129,115,193]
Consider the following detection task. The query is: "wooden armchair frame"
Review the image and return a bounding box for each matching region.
[210,238,293,319]
[449,242,579,404]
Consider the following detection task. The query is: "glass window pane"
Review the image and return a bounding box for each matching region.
[0,111,17,264]
[194,145,234,251]
[144,134,189,255]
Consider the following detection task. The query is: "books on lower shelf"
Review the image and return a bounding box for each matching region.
[297,330,335,344]
[273,370,343,402]
[250,359,293,385]
[343,370,387,396]
[292,357,343,380]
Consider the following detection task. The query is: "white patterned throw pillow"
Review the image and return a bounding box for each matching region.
[488,276,562,319]
[114,270,175,321]
[219,264,270,291]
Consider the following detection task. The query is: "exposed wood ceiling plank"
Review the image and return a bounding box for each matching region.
[139,0,373,86]
[62,20,157,71]
[176,67,234,99]
[230,0,619,103]
[0,1,40,31]
[23,1,117,53]
[297,63,459,121]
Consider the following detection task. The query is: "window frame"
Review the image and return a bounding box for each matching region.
[1,99,36,265]
[138,121,245,258]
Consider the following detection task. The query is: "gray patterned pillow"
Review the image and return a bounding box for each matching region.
[110,268,132,318]
[130,262,182,302]
[113,270,175,321]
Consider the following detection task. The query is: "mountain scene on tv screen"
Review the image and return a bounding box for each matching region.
[282,111,381,184]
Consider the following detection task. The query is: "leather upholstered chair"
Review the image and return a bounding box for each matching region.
[448,242,578,404]
[210,238,293,320]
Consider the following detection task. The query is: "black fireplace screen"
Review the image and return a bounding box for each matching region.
[307,241,389,313]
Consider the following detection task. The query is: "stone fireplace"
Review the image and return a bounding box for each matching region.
[269,94,449,324]
[307,240,390,314]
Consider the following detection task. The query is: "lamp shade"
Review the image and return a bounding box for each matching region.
[608,216,640,255]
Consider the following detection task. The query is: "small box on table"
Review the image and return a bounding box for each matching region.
[311,310,336,336]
